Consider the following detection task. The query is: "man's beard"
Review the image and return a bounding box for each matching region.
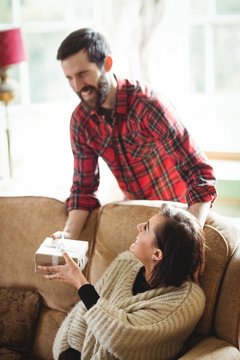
[77,74,109,112]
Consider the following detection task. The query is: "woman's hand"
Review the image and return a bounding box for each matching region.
[38,252,89,289]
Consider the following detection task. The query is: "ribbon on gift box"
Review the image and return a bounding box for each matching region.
[35,237,88,274]
[45,239,66,266]
[43,238,88,268]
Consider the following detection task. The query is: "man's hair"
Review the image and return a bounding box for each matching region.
[56,28,111,68]
[149,204,206,288]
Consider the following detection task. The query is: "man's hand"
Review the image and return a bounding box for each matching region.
[38,252,89,289]
[188,201,211,228]
[51,230,70,240]
[50,209,90,240]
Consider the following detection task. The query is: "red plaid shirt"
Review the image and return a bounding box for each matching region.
[66,77,216,212]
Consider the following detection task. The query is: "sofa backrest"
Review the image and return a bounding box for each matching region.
[0,196,90,311]
[206,209,240,349]
[88,201,240,349]
[215,238,240,348]
[0,196,97,360]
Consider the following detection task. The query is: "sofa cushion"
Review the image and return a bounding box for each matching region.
[31,306,67,360]
[0,288,41,357]
[215,244,240,348]
[0,196,94,314]
[0,348,23,360]
[196,225,229,335]
[179,336,240,359]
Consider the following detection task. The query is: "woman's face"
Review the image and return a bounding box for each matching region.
[130,213,167,268]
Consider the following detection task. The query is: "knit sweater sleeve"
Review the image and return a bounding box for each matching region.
[52,301,86,360]
[83,284,205,359]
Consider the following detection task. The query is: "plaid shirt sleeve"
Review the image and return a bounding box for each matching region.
[146,96,217,206]
[65,108,101,213]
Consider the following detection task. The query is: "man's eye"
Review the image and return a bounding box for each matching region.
[78,71,89,79]
[143,224,147,231]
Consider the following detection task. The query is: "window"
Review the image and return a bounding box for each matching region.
[186,0,240,186]
[0,0,107,105]
[0,0,239,212]
[0,0,113,194]
[147,0,240,154]
[189,0,240,95]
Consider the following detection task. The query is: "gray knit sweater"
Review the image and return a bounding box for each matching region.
[53,251,205,360]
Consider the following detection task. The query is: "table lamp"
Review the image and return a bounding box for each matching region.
[0,28,26,177]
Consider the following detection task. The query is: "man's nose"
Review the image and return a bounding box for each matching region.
[72,78,83,93]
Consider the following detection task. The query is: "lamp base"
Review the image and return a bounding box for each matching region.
[0,67,15,104]
[0,67,15,177]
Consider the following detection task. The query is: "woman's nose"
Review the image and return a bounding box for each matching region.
[137,223,144,232]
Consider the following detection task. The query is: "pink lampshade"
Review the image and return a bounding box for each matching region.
[0,28,26,68]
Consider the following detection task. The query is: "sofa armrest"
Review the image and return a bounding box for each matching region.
[179,337,240,360]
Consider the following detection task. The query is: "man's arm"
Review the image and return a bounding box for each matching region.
[148,96,217,211]
[188,201,211,227]
[66,109,100,215]
[52,209,89,240]
[64,209,89,239]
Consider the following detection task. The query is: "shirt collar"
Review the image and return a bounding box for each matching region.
[114,75,128,115]
[88,75,127,117]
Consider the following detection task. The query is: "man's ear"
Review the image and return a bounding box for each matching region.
[104,55,113,72]
[152,249,163,262]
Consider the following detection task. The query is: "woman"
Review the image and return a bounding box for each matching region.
[39,204,206,360]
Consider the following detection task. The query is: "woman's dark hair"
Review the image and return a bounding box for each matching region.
[56,28,111,68]
[149,204,206,288]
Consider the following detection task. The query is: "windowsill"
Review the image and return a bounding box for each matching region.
[209,159,240,181]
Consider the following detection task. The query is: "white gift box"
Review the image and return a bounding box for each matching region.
[35,237,88,274]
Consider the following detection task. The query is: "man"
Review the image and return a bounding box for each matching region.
[54,28,216,240]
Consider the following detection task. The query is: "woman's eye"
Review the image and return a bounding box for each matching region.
[143,224,147,231]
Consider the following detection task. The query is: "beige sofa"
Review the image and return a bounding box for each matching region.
[0,196,239,360]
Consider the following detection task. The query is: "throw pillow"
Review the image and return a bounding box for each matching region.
[0,347,23,359]
[0,288,41,357]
